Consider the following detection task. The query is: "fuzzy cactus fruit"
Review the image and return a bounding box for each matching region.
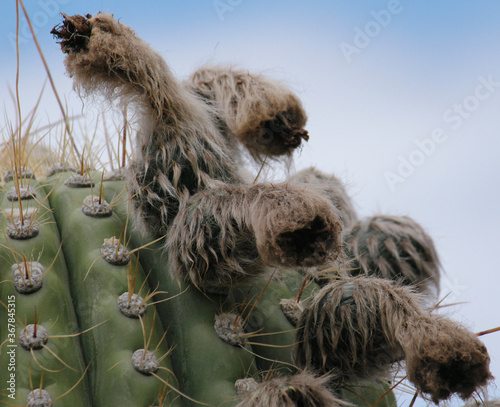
[295,277,493,403]
[342,215,441,298]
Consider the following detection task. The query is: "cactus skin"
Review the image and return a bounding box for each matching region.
[228,274,300,375]
[341,381,397,407]
[41,172,181,407]
[0,177,91,406]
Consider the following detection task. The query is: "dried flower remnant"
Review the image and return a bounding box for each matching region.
[295,277,492,402]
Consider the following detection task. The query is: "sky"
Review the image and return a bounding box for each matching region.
[1,1,500,406]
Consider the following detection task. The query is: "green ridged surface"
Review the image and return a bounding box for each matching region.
[342,381,398,407]
[229,275,298,375]
[103,177,258,407]
[42,173,181,407]
[0,177,91,406]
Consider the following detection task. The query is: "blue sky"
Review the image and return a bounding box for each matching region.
[2,1,500,405]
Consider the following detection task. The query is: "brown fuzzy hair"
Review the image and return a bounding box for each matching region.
[295,277,492,402]
[465,400,500,407]
[235,371,344,407]
[295,277,408,386]
[52,13,343,292]
[52,13,241,237]
[343,215,441,298]
[404,315,492,403]
[287,167,358,283]
[288,167,358,231]
[168,182,343,292]
[186,66,309,163]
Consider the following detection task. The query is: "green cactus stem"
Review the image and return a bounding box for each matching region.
[41,172,182,407]
[103,176,259,407]
[0,176,91,406]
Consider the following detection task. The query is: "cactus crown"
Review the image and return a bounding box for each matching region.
[0,9,496,407]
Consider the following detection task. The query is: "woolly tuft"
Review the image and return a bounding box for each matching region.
[344,215,441,298]
[186,66,308,163]
[235,378,259,398]
[167,182,343,292]
[403,315,492,403]
[288,167,358,231]
[294,277,492,401]
[235,371,344,407]
[294,277,409,386]
[287,167,357,283]
[52,13,241,237]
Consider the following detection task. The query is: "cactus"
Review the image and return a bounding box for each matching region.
[1,170,400,406]
[0,9,496,407]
